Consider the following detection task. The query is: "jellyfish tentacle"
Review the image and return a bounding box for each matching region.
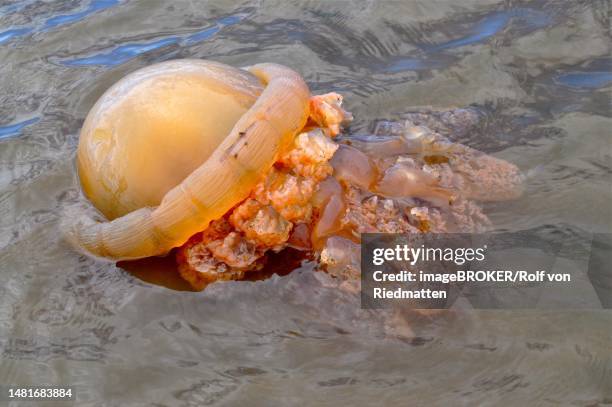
[344,125,462,158]
[67,63,310,260]
[374,162,455,207]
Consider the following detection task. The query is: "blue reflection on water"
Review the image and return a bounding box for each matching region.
[0,0,120,44]
[385,58,430,72]
[427,8,551,52]
[0,28,33,45]
[0,117,40,140]
[62,13,247,67]
[217,15,243,25]
[185,26,221,44]
[428,13,510,51]
[44,0,119,29]
[384,56,451,73]
[554,72,612,89]
[63,37,181,66]
[384,8,551,73]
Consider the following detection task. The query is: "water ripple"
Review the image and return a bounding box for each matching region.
[379,8,553,74]
[43,0,119,29]
[554,72,612,89]
[384,54,455,73]
[61,12,248,67]
[0,27,32,45]
[0,1,33,16]
[63,36,181,67]
[0,117,40,140]
[426,8,552,52]
[0,0,120,45]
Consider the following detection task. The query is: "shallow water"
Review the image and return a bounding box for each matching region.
[0,1,610,406]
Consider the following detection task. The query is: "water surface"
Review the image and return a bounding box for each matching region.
[0,1,610,405]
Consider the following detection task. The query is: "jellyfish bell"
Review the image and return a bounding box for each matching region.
[68,59,311,260]
[77,59,264,220]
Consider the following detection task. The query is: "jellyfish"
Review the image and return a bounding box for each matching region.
[67,59,524,289]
